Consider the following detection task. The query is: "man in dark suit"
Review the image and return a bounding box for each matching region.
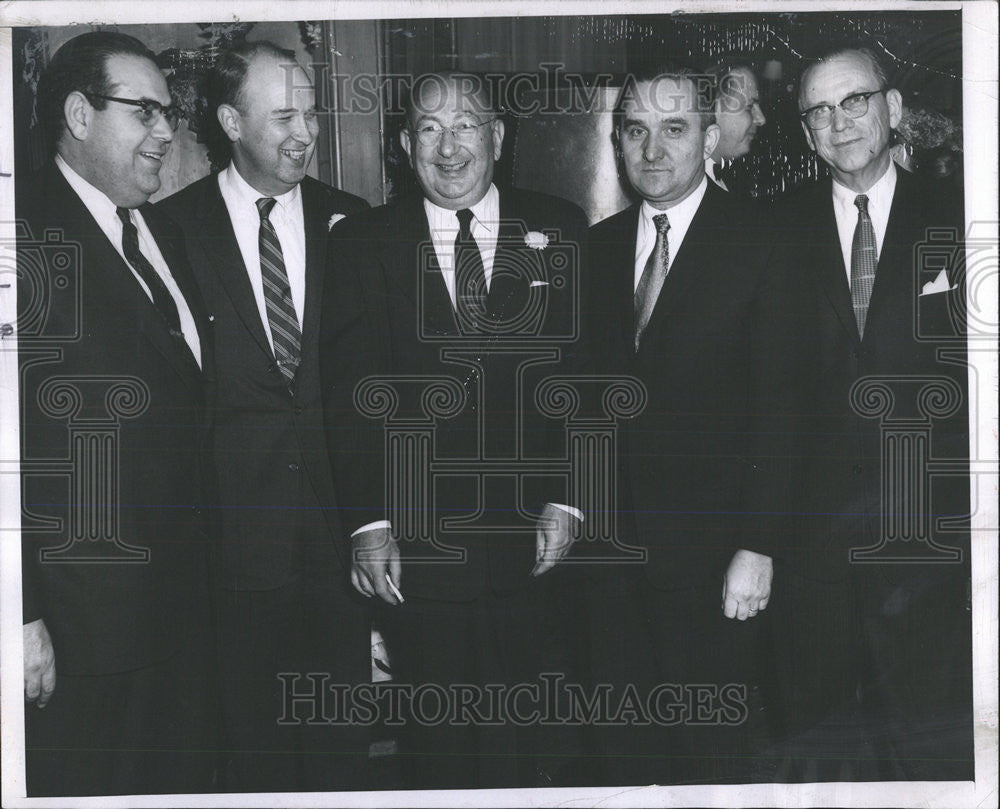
[703,58,767,192]
[158,41,371,792]
[320,71,589,789]
[18,31,216,796]
[762,45,972,781]
[585,64,787,785]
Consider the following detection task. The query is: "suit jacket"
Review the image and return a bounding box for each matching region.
[18,161,214,675]
[773,169,969,586]
[321,187,590,601]
[158,173,368,590]
[587,182,788,592]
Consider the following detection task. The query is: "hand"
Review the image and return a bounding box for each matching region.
[350,527,403,605]
[722,549,773,621]
[531,504,579,577]
[24,618,56,708]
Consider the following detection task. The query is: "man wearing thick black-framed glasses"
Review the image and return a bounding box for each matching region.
[761,44,971,781]
[17,31,217,796]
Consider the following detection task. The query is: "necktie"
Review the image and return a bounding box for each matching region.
[634,212,670,351]
[256,197,301,385]
[116,207,182,337]
[454,208,487,331]
[850,194,878,338]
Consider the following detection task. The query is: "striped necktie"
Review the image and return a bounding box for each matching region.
[850,194,878,338]
[115,206,183,337]
[256,197,301,386]
[634,212,670,351]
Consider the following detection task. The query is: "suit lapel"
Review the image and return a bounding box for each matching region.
[810,182,861,344]
[489,193,533,326]
[194,178,274,359]
[300,178,330,352]
[865,171,915,339]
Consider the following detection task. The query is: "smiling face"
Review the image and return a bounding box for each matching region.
[222,54,318,196]
[713,67,766,159]
[71,53,174,207]
[400,76,504,210]
[618,76,720,209]
[799,52,902,192]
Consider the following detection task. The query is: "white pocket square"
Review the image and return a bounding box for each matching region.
[529,281,549,288]
[920,269,955,296]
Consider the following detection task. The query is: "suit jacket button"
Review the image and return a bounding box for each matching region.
[293,406,303,415]
[288,462,300,472]
[267,362,278,374]
[852,348,861,359]
[852,464,863,475]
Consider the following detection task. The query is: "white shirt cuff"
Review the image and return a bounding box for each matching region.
[549,503,584,522]
[351,520,391,538]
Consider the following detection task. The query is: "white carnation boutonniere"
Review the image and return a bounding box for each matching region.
[524,231,549,251]
[328,213,347,231]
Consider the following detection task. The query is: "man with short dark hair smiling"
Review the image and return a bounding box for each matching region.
[19,30,215,796]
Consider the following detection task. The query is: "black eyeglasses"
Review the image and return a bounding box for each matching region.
[799,89,884,130]
[84,92,182,131]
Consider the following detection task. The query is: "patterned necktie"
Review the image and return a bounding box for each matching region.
[850,194,878,338]
[634,212,670,351]
[454,208,487,331]
[256,197,301,385]
[116,207,183,337]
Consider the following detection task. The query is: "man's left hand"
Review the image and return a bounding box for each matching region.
[531,504,578,576]
[722,549,773,620]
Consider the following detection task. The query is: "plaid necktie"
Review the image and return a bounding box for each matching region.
[454,207,487,332]
[850,194,878,338]
[256,197,301,385]
[634,212,670,351]
[116,207,183,337]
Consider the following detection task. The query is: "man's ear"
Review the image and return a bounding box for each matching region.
[800,120,816,152]
[885,88,903,130]
[63,91,91,141]
[399,128,413,166]
[216,104,241,143]
[703,122,721,160]
[491,119,505,161]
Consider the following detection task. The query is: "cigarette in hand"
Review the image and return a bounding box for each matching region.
[385,572,404,603]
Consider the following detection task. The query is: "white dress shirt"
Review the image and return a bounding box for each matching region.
[634,176,708,292]
[706,156,728,191]
[832,161,897,284]
[218,162,308,350]
[55,154,202,367]
[423,183,500,308]
[352,183,581,536]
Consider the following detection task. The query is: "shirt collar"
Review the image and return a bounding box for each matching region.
[220,161,300,215]
[54,152,121,223]
[832,159,897,212]
[423,183,500,232]
[639,175,708,228]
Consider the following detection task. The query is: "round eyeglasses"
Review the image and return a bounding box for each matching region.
[799,89,884,130]
[408,118,496,146]
[84,92,183,132]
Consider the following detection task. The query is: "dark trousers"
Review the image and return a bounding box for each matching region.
[25,638,218,797]
[379,575,581,790]
[581,568,760,786]
[213,569,371,793]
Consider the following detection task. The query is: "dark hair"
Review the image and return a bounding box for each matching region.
[797,45,889,108]
[703,55,758,109]
[612,61,715,135]
[403,71,497,128]
[203,40,300,168]
[38,31,157,152]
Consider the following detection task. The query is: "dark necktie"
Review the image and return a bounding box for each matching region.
[634,212,670,351]
[454,208,487,331]
[256,197,301,385]
[116,207,182,337]
[850,194,878,338]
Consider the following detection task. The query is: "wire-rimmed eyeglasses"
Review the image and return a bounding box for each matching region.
[84,92,183,132]
[408,118,496,146]
[799,89,884,130]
